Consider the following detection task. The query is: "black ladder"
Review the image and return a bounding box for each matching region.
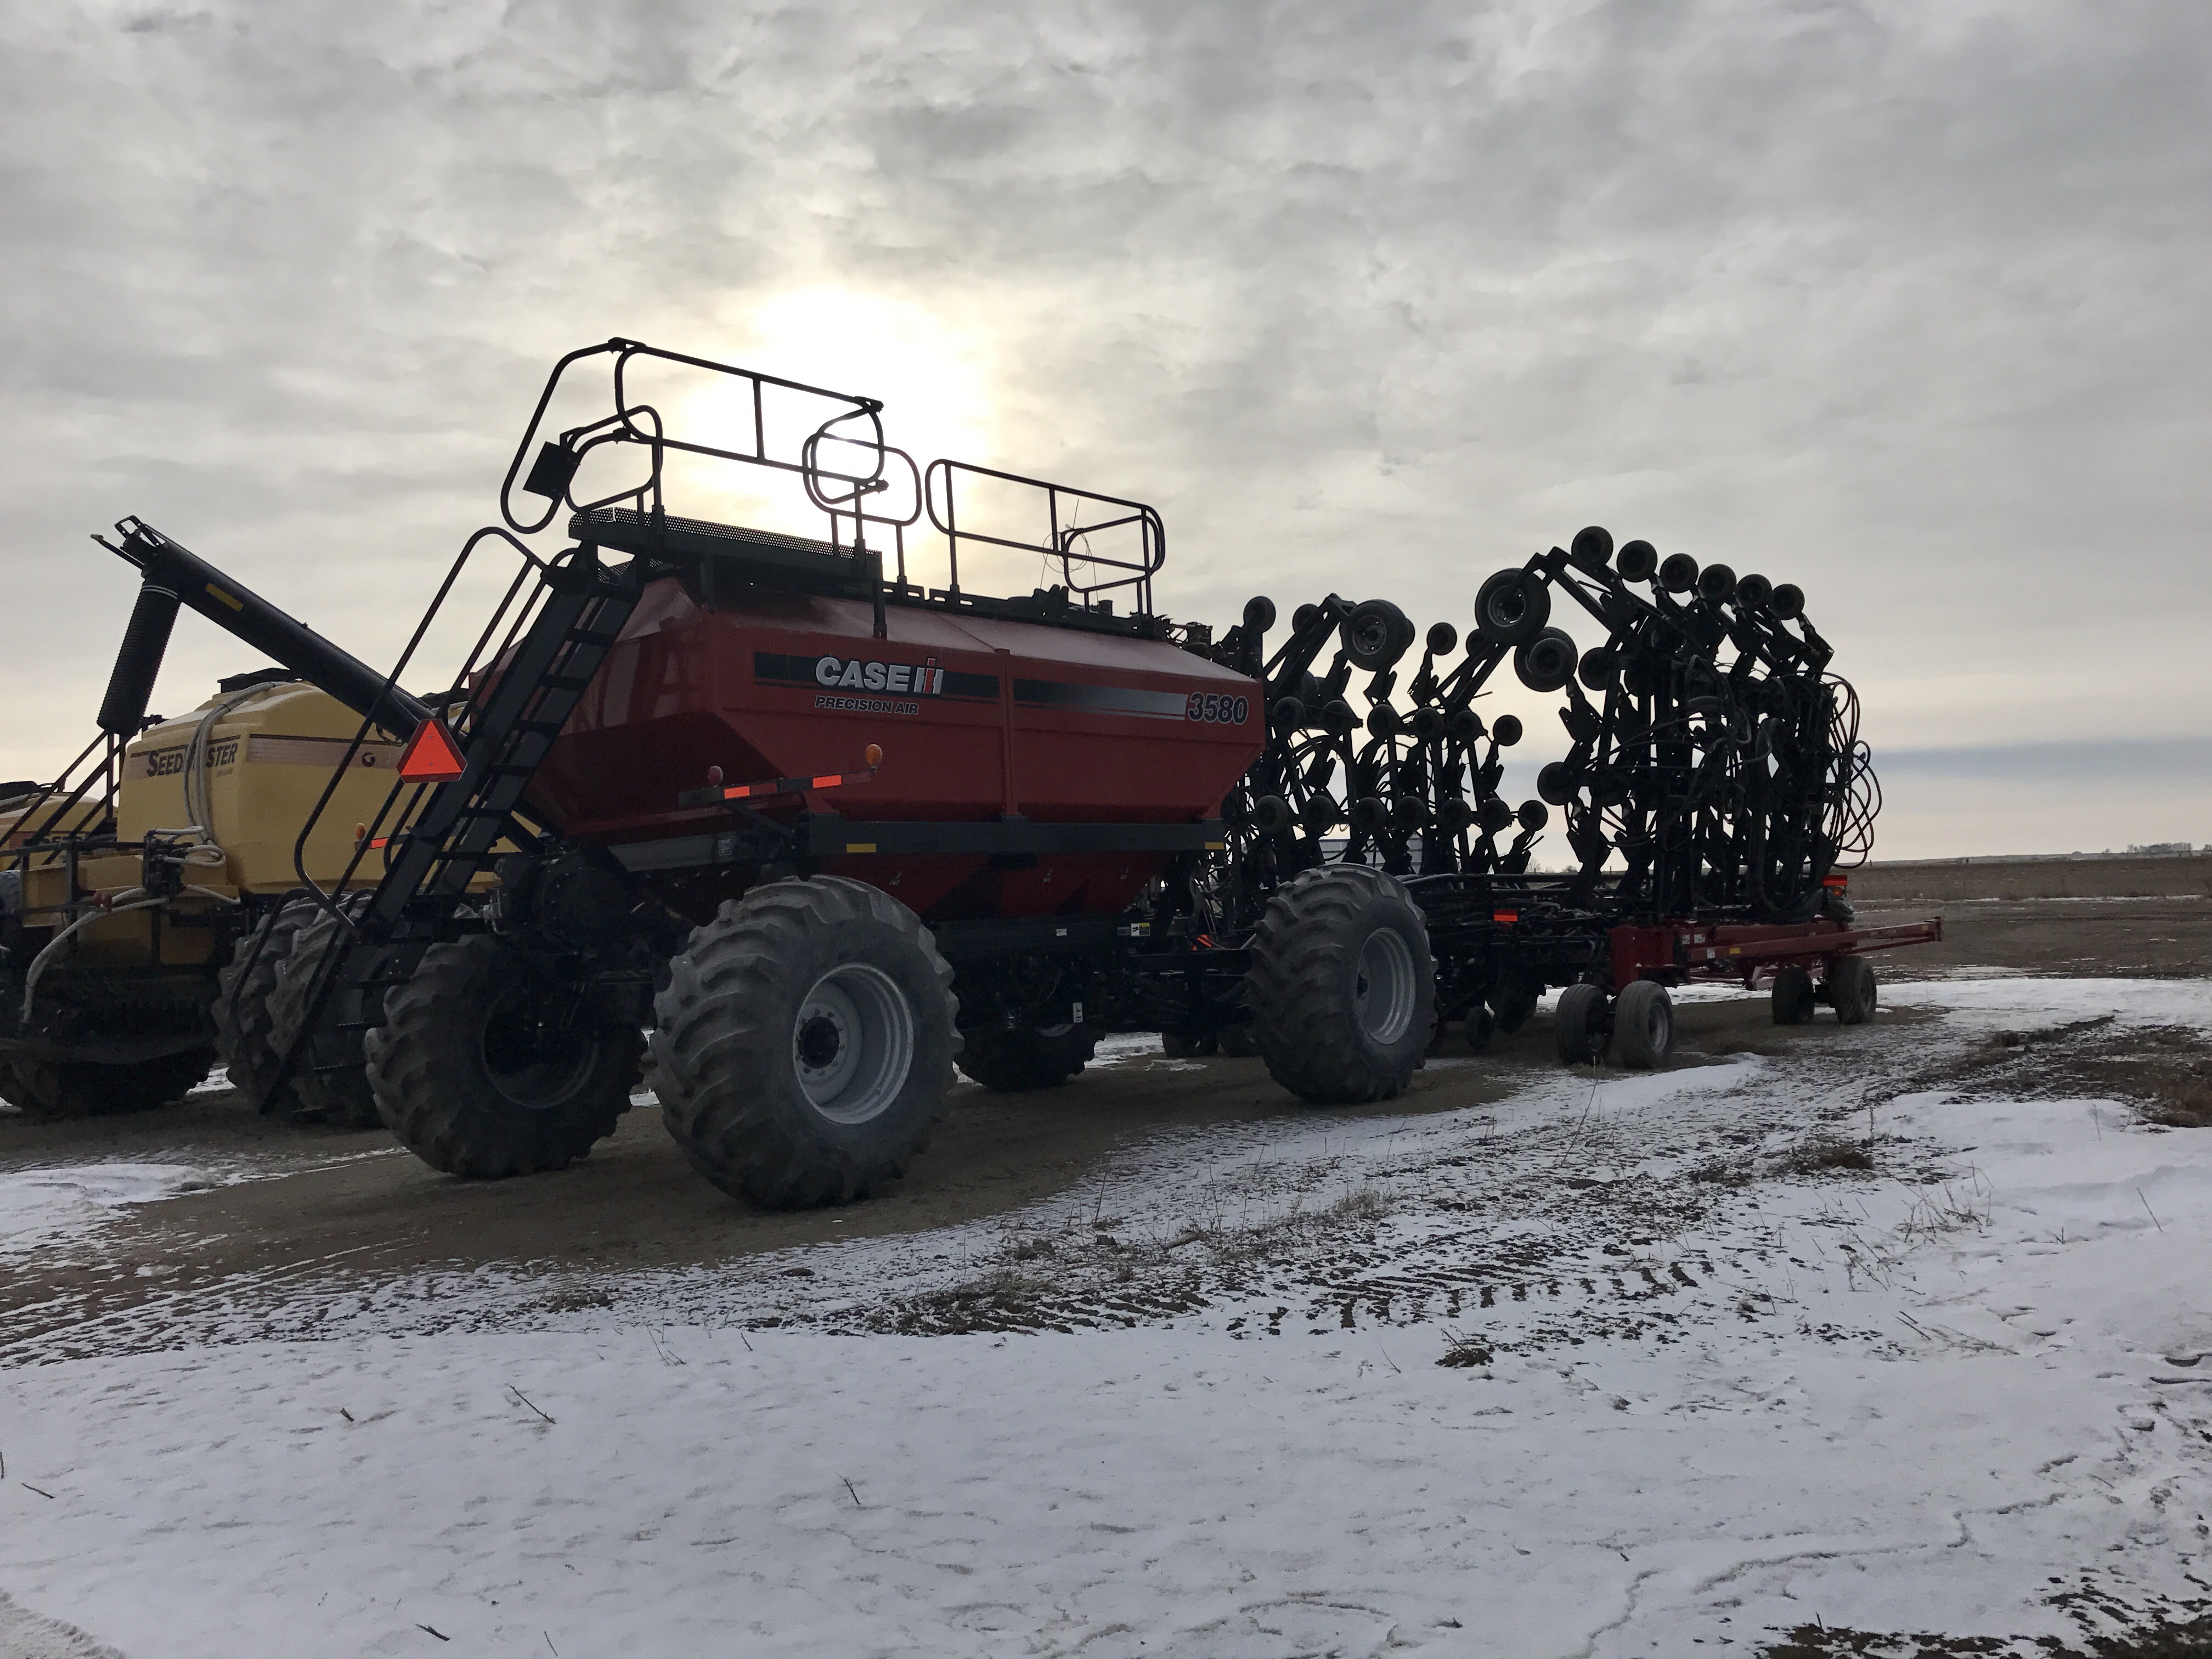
[272,545,645,1088]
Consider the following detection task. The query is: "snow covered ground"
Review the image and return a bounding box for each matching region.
[0,1164,223,1261]
[3,978,2209,1656]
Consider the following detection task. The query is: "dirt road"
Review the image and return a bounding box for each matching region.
[2,891,2199,1348]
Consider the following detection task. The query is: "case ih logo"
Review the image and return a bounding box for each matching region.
[814,656,946,695]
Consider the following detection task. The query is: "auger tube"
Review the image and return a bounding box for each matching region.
[95,517,431,739]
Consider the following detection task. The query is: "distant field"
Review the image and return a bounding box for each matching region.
[1850,853,2212,902]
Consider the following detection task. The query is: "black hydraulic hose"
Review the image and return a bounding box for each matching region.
[96,519,431,738]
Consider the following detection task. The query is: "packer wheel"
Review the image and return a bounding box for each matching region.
[651,877,958,1208]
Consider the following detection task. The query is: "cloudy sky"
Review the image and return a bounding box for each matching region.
[3,0,2205,857]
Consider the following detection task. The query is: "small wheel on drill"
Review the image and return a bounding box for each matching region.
[1473,569,1551,646]
[1770,966,1818,1026]
[1555,983,1606,1066]
[1489,970,1540,1035]
[1825,956,1878,1025]
[1217,1021,1259,1058]
[652,877,958,1207]
[1612,980,1674,1069]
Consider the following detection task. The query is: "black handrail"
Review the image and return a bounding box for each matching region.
[923,458,1164,614]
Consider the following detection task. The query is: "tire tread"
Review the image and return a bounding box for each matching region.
[1245,864,1432,1105]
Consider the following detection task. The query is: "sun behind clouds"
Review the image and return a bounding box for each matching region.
[664,284,1002,577]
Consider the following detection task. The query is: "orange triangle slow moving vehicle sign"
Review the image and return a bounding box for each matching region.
[396,718,468,783]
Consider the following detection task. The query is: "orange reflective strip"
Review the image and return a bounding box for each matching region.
[811,774,843,788]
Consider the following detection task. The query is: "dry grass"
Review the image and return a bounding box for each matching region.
[1700,1036,1789,1059]
[899,1268,1053,1331]
[1435,1330,1496,1368]
[1939,1017,2212,1130]
[1814,1172,1993,1293]
[1164,1181,1393,1260]
[1760,1592,2212,1658]
[1771,1135,1876,1176]
[2119,1029,2212,1127]
[1688,1155,1755,1187]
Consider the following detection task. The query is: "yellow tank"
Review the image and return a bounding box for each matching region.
[2,682,408,974]
[118,679,404,893]
[2,673,517,1116]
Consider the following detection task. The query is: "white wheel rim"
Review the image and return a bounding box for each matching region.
[1354,927,1417,1045]
[793,963,916,1125]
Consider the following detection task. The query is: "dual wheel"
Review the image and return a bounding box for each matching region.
[212,898,381,1127]
[1771,958,1877,1025]
[363,876,960,1207]
[1554,980,1675,1070]
[1073,866,1434,1105]
[1552,956,1881,1068]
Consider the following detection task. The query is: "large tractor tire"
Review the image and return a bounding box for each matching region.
[0,1050,212,1120]
[957,1023,1097,1092]
[212,898,316,1116]
[366,934,642,1177]
[1245,864,1432,1105]
[268,906,383,1128]
[651,877,958,1209]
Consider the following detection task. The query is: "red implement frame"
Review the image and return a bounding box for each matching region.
[1606,916,1943,994]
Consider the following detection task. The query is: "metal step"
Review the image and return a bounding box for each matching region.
[269,552,642,1101]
